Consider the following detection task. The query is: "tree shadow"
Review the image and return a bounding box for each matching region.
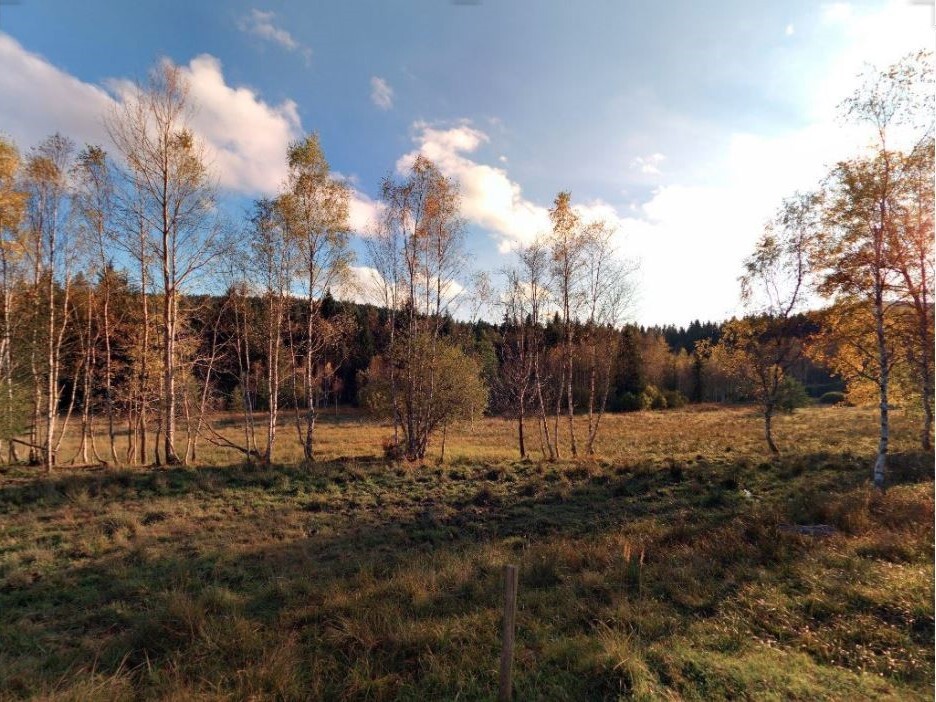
[0,447,932,698]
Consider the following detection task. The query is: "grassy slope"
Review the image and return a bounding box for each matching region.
[0,406,932,701]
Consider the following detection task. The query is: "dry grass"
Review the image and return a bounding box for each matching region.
[50,403,924,467]
[0,405,932,700]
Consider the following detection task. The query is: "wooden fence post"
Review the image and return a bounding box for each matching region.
[498,564,519,701]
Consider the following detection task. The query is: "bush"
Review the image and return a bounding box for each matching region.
[617,392,642,412]
[641,384,667,410]
[381,436,403,461]
[662,390,688,409]
[819,391,846,405]
[776,377,809,413]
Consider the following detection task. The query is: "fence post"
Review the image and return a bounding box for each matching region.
[498,564,519,701]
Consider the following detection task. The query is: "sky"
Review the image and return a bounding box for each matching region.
[0,0,932,326]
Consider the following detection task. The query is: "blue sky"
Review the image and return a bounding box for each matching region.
[0,1,931,325]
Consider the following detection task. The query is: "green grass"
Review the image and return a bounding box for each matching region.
[0,406,932,700]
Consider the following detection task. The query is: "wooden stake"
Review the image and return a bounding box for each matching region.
[498,564,519,701]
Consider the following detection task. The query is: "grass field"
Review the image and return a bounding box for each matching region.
[0,406,932,700]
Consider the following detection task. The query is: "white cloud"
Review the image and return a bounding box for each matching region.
[812,0,931,122]
[631,152,666,176]
[238,9,311,65]
[0,35,304,195]
[177,55,303,193]
[822,3,854,24]
[334,265,466,313]
[388,112,878,325]
[785,23,795,36]
[397,122,551,251]
[0,33,113,150]
[347,189,385,235]
[370,76,394,110]
[396,122,640,260]
[335,265,386,305]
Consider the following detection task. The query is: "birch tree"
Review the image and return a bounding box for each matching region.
[518,240,555,459]
[812,52,933,488]
[107,60,220,465]
[365,215,404,445]
[279,134,352,462]
[722,194,815,454]
[73,145,120,464]
[548,192,587,457]
[580,220,634,454]
[500,268,535,458]
[248,198,296,464]
[23,134,76,471]
[0,138,28,462]
[379,155,465,460]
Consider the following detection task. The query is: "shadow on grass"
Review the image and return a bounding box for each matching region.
[0,449,933,698]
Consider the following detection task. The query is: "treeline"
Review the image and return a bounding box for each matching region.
[0,53,931,485]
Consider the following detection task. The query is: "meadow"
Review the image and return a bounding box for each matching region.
[0,405,932,700]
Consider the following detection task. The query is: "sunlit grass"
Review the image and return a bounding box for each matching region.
[0,405,932,700]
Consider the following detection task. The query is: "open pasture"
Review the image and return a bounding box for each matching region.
[0,405,932,700]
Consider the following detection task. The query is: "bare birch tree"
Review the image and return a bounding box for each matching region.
[580,220,635,454]
[23,134,76,471]
[548,192,587,457]
[723,194,815,454]
[107,60,220,465]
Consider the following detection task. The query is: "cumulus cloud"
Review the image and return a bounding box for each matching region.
[631,152,666,176]
[0,34,304,195]
[390,114,874,324]
[347,189,385,235]
[396,121,550,251]
[0,33,113,150]
[178,55,304,193]
[370,76,394,110]
[238,9,311,65]
[395,121,637,259]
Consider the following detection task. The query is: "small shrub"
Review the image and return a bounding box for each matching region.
[662,390,688,409]
[525,553,561,589]
[819,391,846,405]
[641,385,668,410]
[776,377,809,413]
[618,392,642,412]
[381,436,404,461]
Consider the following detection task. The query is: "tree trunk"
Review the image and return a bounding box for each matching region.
[533,353,553,460]
[565,314,577,458]
[44,241,56,473]
[163,284,181,465]
[101,274,118,465]
[873,277,889,490]
[137,223,149,465]
[764,407,779,455]
[517,395,526,459]
[303,294,317,463]
[264,293,282,464]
